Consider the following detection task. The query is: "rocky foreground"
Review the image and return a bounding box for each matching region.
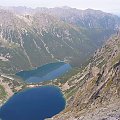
[47,33,120,120]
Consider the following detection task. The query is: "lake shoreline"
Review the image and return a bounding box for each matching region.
[0,85,66,120]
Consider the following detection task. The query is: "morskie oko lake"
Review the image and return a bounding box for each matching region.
[0,86,66,120]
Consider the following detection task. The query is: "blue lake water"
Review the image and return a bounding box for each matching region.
[16,62,72,83]
[0,86,66,120]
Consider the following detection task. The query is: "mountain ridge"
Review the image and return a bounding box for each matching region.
[0,7,119,74]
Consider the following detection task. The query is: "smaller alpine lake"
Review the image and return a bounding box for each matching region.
[0,86,66,120]
[16,62,72,83]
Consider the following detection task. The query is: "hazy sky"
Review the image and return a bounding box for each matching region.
[0,0,120,14]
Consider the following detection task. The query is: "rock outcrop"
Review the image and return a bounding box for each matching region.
[48,33,120,120]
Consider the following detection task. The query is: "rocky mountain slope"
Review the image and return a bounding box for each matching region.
[48,32,120,120]
[3,6,120,29]
[0,7,119,74]
[40,7,120,29]
[6,6,120,29]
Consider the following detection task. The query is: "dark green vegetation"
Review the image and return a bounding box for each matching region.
[0,7,119,74]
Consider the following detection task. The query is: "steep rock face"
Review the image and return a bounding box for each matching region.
[0,8,118,74]
[49,33,120,120]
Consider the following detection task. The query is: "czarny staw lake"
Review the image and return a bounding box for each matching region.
[16,62,72,83]
[0,62,72,120]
